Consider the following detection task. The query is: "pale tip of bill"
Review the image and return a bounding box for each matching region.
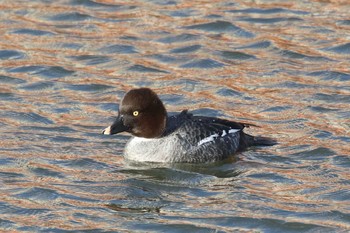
[102,126,111,135]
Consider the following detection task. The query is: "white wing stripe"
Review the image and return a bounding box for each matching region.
[197,128,240,146]
[198,133,219,146]
[229,129,240,134]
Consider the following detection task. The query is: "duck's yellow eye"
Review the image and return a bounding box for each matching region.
[133,111,139,117]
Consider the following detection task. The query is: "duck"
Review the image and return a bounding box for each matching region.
[102,87,275,163]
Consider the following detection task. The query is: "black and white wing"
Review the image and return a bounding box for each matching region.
[167,110,247,162]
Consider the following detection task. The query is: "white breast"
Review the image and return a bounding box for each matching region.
[124,135,182,163]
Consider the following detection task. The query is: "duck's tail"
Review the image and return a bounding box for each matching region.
[242,133,277,149]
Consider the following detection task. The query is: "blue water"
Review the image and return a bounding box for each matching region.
[0,0,349,232]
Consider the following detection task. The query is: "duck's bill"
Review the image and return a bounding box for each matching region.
[102,116,128,135]
[102,126,112,135]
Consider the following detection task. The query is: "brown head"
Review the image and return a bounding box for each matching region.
[102,88,167,138]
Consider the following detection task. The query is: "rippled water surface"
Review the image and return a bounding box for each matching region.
[1,0,350,232]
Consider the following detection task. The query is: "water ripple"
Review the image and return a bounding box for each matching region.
[170,44,201,54]
[325,42,350,54]
[128,64,169,73]
[238,17,303,24]
[229,8,309,15]
[0,50,25,60]
[101,44,138,54]
[8,66,74,78]
[180,59,225,69]
[220,51,256,60]
[12,28,55,36]
[157,33,200,44]
[185,20,254,38]
[308,71,350,81]
[49,12,92,21]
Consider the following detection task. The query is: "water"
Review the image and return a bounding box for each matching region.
[0,0,349,232]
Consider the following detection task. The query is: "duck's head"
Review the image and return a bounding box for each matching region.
[102,88,167,138]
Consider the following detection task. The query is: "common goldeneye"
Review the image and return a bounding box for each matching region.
[103,88,275,163]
